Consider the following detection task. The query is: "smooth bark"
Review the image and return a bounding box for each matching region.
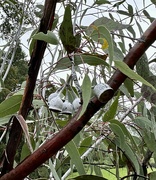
[1,17,156,180]
[0,0,57,176]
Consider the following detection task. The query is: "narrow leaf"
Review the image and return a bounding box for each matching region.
[114,61,156,91]
[114,137,141,174]
[59,5,76,53]
[79,74,92,118]
[109,123,125,149]
[91,25,114,64]
[15,115,33,153]
[65,140,86,175]
[124,78,134,96]
[149,171,156,180]
[32,30,59,45]
[86,17,129,33]
[79,136,92,155]
[94,0,110,5]
[49,159,60,180]
[110,120,140,152]
[103,92,120,122]
[136,53,150,81]
[54,54,108,71]
[0,115,12,125]
[0,95,23,118]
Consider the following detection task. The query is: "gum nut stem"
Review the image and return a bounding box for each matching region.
[49,96,63,112]
[61,100,73,115]
[73,98,81,112]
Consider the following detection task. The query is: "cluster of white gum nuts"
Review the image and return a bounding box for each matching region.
[48,83,114,115]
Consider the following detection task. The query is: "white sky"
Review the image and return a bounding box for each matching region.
[20,0,156,55]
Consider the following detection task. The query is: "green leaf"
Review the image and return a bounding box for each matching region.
[65,140,86,175]
[149,171,156,180]
[143,10,155,23]
[32,30,59,45]
[113,0,126,8]
[141,76,156,104]
[0,95,22,118]
[151,0,156,5]
[70,175,108,180]
[134,117,152,129]
[114,136,141,175]
[117,10,129,16]
[110,120,140,152]
[59,5,76,54]
[124,78,134,97]
[103,93,120,122]
[79,74,92,118]
[52,14,59,30]
[86,17,129,33]
[120,142,141,174]
[49,159,60,180]
[94,0,110,5]
[32,99,45,109]
[54,54,108,71]
[90,25,114,64]
[136,53,150,81]
[109,123,125,149]
[20,142,31,162]
[114,61,156,91]
[79,136,92,155]
[56,119,68,127]
[143,131,156,152]
[0,115,12,125]
[94,166,103,177]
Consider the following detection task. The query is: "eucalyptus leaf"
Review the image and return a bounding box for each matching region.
[149,171,156,180]
[79,136,92,155]
[65,140,86,175]
[141,76,156,104]
[124,78,134,97]
[86,17,129,34]
[114,137,141,174]
[94,0,110,5]
[54,54,108,71]
[59,5,76,53]
[90,25,114,63]
[103,93,119,122]
[79,74,92,118]
[136,53,150,81]
[114,61,156,91]
[109,123,125,149]
[32,30,59,45]
[0,115,12,125]
[0,95,23,118]
[49,159,60,180]
[110,120,140,152]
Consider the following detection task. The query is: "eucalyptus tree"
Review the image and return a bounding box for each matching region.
[0,0,156,180]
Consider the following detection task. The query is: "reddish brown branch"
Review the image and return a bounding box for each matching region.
[1,19,156,180]
[0,0,57,176]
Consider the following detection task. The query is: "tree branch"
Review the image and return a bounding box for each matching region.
[1,18,156,180]
[0,0,57,176]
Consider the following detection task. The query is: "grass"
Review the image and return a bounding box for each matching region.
[67,168,127,179]
[67,167,156,179]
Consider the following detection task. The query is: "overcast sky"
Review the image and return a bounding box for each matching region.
[1,0,155,68]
